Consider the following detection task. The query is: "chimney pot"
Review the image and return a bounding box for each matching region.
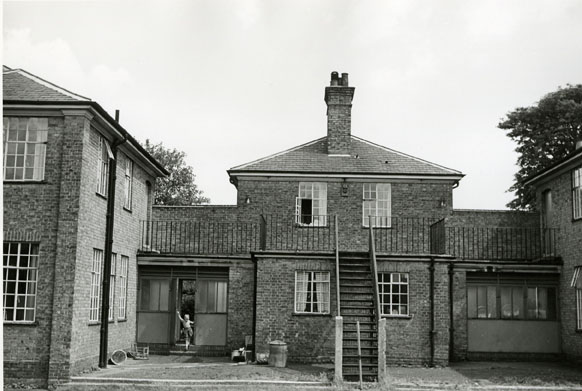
[341,73,349,86]
[331,72,339,86]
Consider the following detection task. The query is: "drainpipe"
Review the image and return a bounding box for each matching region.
[251,254,258,362]
[429,257,435,367]
[448,262,454,362]
[99,110,127,368]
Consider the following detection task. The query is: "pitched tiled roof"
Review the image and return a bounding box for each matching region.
[3,68,90,102]
[229,135,463,177]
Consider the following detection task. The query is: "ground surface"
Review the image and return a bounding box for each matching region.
[5,356,582,390]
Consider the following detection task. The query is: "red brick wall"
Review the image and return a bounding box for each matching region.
[69,124,156,376]
[378,260,450,366]
[255,256,337,363]
[3,110,158,386]
[534,162,582,359]
[236,178,453,252]
[3,113,73,386]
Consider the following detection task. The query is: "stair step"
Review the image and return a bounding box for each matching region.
[340,280,373,292]
[342,337,378,342]
[343,363,379,368]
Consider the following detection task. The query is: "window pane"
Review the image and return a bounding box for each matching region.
[216,282,227,312]
[139,280,150,310]
[547,287,557,320]
[500,287,512,318]
[512,287,523,319]
[486,286,497,318]
[527,287,537,318]
[477,286,487,318]
[159,280,169,311]
[207,281,217,313]
[196,281,208,313]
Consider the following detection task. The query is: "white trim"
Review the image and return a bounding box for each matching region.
[525,151,582,186]
[5,69,91,101]
[234,172,463,181]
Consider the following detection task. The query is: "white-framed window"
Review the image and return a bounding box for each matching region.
[295,182,327,226]
[3,117,48,181]
[108,253,117,321]
[295,271,330,314]
[3,242,39,322]
[572,266,582,330]
[124,158,133,210]
[118,255,129,319]
[90,249,103,322]
[97,136,113,196]
[378,272,408,316]
[573,167,582,220]
[363,183,391,227]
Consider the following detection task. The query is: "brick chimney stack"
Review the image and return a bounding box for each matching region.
[325,72,355,155]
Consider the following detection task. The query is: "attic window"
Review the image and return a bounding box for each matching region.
[296,182,327,227]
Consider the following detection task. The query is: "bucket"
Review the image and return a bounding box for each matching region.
[268,340,287,367]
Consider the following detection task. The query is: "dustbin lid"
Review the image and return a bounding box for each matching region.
[270,340,286,345]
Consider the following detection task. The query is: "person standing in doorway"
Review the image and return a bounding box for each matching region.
[177,311,194,350]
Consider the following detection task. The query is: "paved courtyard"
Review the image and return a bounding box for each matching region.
[6,355,582,390]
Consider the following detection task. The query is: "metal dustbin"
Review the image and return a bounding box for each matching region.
[268,340,287,367]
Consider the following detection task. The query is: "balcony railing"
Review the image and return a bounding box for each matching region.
[373,216,439,254]
[141,220,261,255]
[139,215,559,260]
[431,223,559,260]
[260,214,335,252]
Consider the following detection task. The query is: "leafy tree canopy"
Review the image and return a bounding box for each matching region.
[499,84,582,210]
[143,140,210,206]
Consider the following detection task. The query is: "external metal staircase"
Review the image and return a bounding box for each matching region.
[339,254,378,381]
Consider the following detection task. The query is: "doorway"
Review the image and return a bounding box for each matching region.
[176,279,197,345]
[174,278,228,346]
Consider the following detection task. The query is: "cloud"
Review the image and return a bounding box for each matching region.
[3,28,133,101]
[231,0,261,29]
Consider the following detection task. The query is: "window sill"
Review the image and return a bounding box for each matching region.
[362,225,392,229]
[4,321,38,326]
[88,321,101,326]
[4,180,47,185]
[573,218,582,224]
[295,224,329,229]
[123,207,132,213]
[293,312,332,317]
[96,192,107,200]
[117,318,127,323]
[468,318,559,322]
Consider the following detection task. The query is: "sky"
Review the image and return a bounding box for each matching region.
[3,0,582,208]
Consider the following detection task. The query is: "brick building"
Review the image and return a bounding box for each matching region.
[140,72,569,380]
[525,143,582,361]
[3,66,167,386]
[4,68,578,386]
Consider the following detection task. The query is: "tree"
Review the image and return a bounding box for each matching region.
[143,139,210,205]
[498,84,582,210]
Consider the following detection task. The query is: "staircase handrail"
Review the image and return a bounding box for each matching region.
[369,217,382,324]
[335,215,341,316]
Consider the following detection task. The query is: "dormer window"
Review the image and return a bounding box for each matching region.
[363,183,391,227]
[296,182,327,226]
